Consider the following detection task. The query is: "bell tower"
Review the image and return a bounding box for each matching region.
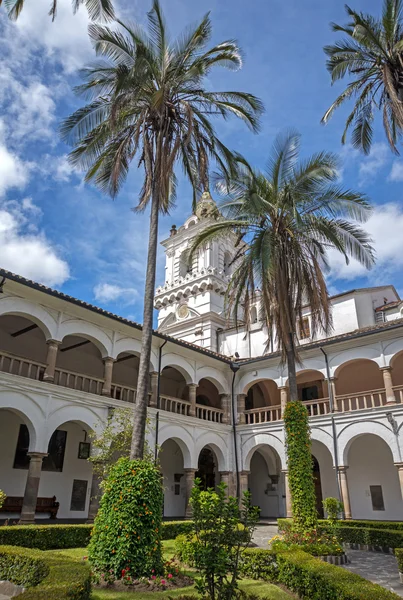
[154,192,237,351]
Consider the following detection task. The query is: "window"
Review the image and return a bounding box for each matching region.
[70,479,88,511]
[299,317,311,339]
[179,251,192,278]
[14,425,67,472]
[250,306,258,324]
[174,473,183,496]
[301,385,319,401]
[370,485,385,511]
[223,251,232,276]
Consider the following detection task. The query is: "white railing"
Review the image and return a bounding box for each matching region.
[54,367,104,395]
[244,404,282,425]
[304,398,331,417]
[160,394,191,416]
[196,404,224,423]
[0,351,45,381]
[335,388,386,412]
[111,384,137,404]
[393,385,403,404]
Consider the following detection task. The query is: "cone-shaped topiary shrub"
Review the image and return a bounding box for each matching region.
[88,457,163,580]
[284,401,317,532]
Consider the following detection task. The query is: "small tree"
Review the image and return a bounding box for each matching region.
[88,457,163,580]
[284,401,317,532]
[323,497,344,524]
[0,490,6,510]
[190,480,259,600]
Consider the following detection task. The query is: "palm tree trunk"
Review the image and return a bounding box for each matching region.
[130,187,160,459]
[286,332,298,402]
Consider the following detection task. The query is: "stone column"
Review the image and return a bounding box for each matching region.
[87,470,103,523]
[395,463,403,503]
[239,471,250,499]
[101,357,115,397]
[219,471,231,497]
[280,387,288,418]
[20,453,47,524]
[149,371,159,408]
[381,367,396,404]
[237,394,246,424]
[188,384,198,418]
[43,340,60,382]
[184,468,197,518]
[220,393,231,424]
[338,466,352,519]
[282,470,292,518]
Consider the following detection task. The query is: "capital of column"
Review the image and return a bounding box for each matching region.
[395,462,403,471]
[337,465,349,473]
[150,371,159,381]
[46,339,61,348]
[103,356,115,365]
[380,366,392,372]
[188,383,198,390]
[27,452,48,462]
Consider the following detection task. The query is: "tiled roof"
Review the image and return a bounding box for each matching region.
[0,268,231,364]
[375,301,401,312]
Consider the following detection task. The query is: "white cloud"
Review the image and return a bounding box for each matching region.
[328,202,403,283]
[388,161,403,182]
[0,200,70,286]
[93,283,139,305]
[0,141,30,197]
[358,143,388,185]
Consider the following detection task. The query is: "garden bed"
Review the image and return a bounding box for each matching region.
[96,573,194,593]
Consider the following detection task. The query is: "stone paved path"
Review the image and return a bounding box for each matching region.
[342,550,403,597]
[252,523,278,547]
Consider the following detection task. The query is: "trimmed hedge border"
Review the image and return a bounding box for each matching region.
[240,547,400,599]
[278,518,403,532]
[395,548,403,579]
[338,526,403,552]
[0,520,194,550]
[0,545,91,600]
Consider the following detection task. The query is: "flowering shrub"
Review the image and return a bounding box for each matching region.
[270,528,343,556]
[88,457,163,580]
[0,490,6,510]
[94,558,183,588]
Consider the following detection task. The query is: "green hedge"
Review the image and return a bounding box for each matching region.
[0,520,193,550]
[278,518,403,532]
[240,548,400,599]
[395,548,403,573]
[0,545,91,600]
[338,526,403,550]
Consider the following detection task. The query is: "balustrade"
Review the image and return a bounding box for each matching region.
[195,404,224,423]
[244,404,282,424]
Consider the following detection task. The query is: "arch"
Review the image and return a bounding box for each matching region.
[390,350,403,386]
[195,367,228,394]
[245,379,280,409]
[196,378,222,409]
[384,339,403,368]
[294,369,327,401]
[45,405,104,449]
[160,353,194,384]
[334,358,383,395]
[59,320,111,358]
[330,347,382,373]
[0,390,45,451]
[159,438,186,517]
[242,433,286,471]
[247,443,284,518]
[113,337,143,360]
[311,439,338,509]
[195,432,228,472]
[158,425,193,469]
[0,298,56,340]
[338,421,400,465]
[310,427,335,463]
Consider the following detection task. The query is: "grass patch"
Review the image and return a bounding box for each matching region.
[52,544,293,599]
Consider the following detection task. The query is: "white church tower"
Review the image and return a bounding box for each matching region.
[155,192,237,351]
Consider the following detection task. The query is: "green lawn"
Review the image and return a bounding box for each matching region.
[52,543,293,600]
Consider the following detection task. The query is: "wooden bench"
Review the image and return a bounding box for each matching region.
[2,496,60,519]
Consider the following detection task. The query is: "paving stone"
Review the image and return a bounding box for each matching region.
[342,549,403,597]
[251,523,278,548]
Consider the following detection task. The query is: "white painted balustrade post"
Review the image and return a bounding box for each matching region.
[20,452,47,524]
[381,366,396,404]
[188,384,197,418]
[43,340,60,382]
[101,357,115,396]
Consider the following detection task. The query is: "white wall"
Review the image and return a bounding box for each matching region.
[348,434,403,520]
[159,439,186,517]
[248,451,285,518]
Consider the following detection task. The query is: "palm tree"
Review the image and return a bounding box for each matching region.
[322,0,403,154]
[61,0,263,458]
[0,0,114,21]
[190,131,375,400]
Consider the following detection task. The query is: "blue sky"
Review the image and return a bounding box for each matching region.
[1,0,403,322]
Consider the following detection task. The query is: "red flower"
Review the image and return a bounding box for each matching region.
[168,574,173,579]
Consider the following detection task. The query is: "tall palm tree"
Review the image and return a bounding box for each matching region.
[191,131,375,400]
[0,0,114,21]
[61,0,263,458]
[322,0,403,154]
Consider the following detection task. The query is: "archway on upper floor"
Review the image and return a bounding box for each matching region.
[56,335,105,394]
[245,380,280,410]
[0,314,48,380]
[196,446,219,491]
[159,439,186,518]
[390,351,403,387]
[334,359,383,396]
[247,444,285,519]
[295,370,327,402]
[196,378,221,409]
[346,433,403,520]
[160,366,189,400]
